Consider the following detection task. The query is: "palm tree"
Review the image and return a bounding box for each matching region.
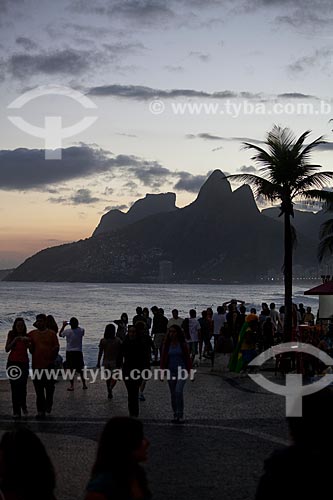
[228,125,333,341]
[318,219,333,264]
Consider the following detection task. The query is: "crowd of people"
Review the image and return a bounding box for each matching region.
[1,386,333,500]
[3,299,333,500]
[4,300,330,423]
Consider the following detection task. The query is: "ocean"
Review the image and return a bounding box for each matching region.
[0,281,319,377]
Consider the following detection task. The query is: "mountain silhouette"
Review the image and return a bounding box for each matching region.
[93,192,177,236]
[5,170,319,283]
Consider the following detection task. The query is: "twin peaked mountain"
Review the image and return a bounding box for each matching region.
[6,170,325,282]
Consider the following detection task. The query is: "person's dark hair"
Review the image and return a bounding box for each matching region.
[279,305,285,314]
[69,317,79,329]
[172,308,178,316]
[36,313,47,321]
[142,307,149,316]
[217,306,223,314]
[288,389,333,447]
[270,303,275,310]
[104,324,116,339]
[250,307,257,314]
[166,324,186,344]
[0,428,56,500]
[91,417,150,498]
[189,309,196,318]
[11,317,27,337]
[239,305,246,314]
[207,307,213,315]
[136,306,143,315]
[151,306,158,314]
[158,308,164,315]
[121,313,128,323]
[46,315,58,333]
[201,310,207,318]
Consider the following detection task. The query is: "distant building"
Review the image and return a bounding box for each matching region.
[159,260,173,282]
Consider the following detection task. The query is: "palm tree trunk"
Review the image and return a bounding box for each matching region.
[284,212,293,341]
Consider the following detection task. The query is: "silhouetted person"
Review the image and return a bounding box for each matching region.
[0,428,56,500]
[121,325,148,417]
[28,314,59,419]
[85,417,151,500]
[46,315,58,334]
[5,318,30,419]
[59,316,87,391]
[114,313,128,341]
[151,306,168,362]
[133,307,147,327]
[256,388,333,500]
[97,323,122,399]
[161,325,192,423]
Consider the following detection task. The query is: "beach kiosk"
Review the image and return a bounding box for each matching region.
[304,277,333,320]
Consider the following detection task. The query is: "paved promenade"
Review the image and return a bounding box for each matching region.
[0,365,289,500]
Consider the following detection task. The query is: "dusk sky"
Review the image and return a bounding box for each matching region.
[1,0,333,268]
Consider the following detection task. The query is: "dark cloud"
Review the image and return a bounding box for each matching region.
[116,133,138,138]
[102,41,146,56]
[317,143,333,151]
[212,146,224,152]
[70,0,175,26]
[49,188,100,205]
[123,180,138,192]
[189,51,210,62]
[187,134,265,145]
[173,172,208,192]
[128,164,173,187]
[239,165,257,173]
[0,146,113,190]
[288,48,333,74]
[88,84,262,100]
[277,92,317,99]
[15,37,38,51]
[104,204,128,211]
[0,145,184,192]
[186,133,223,141]
[164,65,184,72]
[8,49,91,78]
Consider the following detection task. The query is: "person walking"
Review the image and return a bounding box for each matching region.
[160,324,192,424]
[28,314,59,419]
[114,313,128,341]
[97,323,122,399]
[121,325,147,417]
[5,318,30,419]
[135,321,154,402]
[59,317,87,391]
[182,309,201,364]
[85,417,151,500]
[151,306,168,363]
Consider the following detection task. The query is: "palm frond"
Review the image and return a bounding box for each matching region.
[293,172,333,197]
[226,173,279,201]
[302,189,333,210]
[318,235,333,262]
[297,135,326,163]
[319,219,333,239]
